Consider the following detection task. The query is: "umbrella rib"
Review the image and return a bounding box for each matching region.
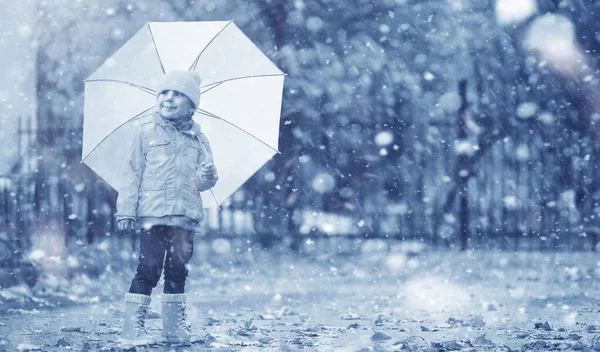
[189,21,233,71]
[84,79,156,95]
[81,106,155,162]
[197,109,280,154]
[148,22,166,74]
[201,73,286,94]
[201,82,223,94]
[209,189,221,210]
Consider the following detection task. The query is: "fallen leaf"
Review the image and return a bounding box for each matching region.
[205,317,220,326]
[16,343,42,351]
[467,315,486,327]
[474,334,494,345]
[291,337,313,347]
[244,318,256,330]
[392,339,425,352]
[447,317,464,325]
[340,312,360,320]
[432,340,463,351]
[56,337,71,347]
[259,337,273,344]
[200,333,216,344]
[371,332,392,342]
[259,314,276,320]
[522,340,551,350]
[534,321,552,331]
[503,344,520,352]
[60,327,84,333]
[229,328,252,337]
[592,335,600,351]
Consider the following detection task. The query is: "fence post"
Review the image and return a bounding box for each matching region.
[2,183,9,240]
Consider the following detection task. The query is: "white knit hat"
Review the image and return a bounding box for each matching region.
[156,70,202,108]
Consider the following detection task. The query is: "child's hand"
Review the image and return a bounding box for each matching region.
[200,162,218,181]
[118,219,136,231]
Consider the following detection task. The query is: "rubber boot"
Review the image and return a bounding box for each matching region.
[162,293,193,345]
[118,293,157,345]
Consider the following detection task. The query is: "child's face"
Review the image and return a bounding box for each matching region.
[157,90,196,121]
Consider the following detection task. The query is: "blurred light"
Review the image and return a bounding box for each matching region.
[495,0,537,25]
[454,139,477,156]
[401,276,470,313]
[517,102,538,119]
[306,16,325,32]
[516,145,530,161]
[525,14,585,76]
[264,171,276,182]
[374,131,394,146]
[538,112,554,125]
[379,24,390,34]
[385,253,407,273]
[212,238,231,254]
[321,222,335,233]
[339,187,354,198]
[299,155,311,164]
[312,172,335,193]
[29,223,67,277]
[503,195,519,209]
[439,92,461,113]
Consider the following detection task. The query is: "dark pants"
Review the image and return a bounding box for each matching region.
[129,225,194,295]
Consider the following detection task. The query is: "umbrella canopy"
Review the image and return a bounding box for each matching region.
[82,21,285,208]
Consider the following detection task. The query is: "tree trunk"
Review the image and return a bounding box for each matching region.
[457,79,470,250]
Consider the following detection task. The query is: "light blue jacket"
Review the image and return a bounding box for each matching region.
[116,113,217,223]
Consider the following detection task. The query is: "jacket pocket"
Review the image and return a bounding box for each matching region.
[138,178,167,217]
[145,139,171,167]
[147,138,170,148]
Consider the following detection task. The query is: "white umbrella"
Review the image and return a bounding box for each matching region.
[82,21,285,208]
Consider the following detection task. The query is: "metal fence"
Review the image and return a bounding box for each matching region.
[1,171,599,257]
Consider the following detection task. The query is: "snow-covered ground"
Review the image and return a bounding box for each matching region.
[2,238,600,351]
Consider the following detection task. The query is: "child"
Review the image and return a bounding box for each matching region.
[116,70,218,345]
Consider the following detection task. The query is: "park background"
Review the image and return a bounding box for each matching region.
[2,1,600,350]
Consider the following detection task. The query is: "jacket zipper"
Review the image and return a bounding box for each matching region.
[175,127,182,214]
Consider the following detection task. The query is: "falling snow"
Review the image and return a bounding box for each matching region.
[2,0,600,350]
